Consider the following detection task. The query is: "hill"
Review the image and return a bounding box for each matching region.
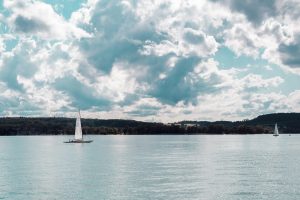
[0,113,299,135]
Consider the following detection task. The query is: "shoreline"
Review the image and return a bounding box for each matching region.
[0,133,296,136]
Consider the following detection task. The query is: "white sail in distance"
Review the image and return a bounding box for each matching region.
[74,111,83,140]
[273,123,279,136]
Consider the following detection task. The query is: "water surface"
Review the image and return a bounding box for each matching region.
[0,135,299,199]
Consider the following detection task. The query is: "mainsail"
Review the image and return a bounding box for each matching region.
[74,111,83,140]
[273,123,279,136]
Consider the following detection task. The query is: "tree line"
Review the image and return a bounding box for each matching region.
[0,113,299,135]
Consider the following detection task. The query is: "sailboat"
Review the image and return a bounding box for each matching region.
[273,123,279,137]
[64,111,93,143]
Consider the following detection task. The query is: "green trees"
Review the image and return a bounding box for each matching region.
[0,113,299,135]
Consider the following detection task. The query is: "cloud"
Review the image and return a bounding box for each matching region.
[180,28,218,57]
[278,35,300,68]
[210,0,300,73]
[17,76,71,112]
[212,0,277,25]
[241,74,284,90]
[224,22,262,58]
[3,0,90,40]
[0,38,38,91]
[124,97,163,117]
[0,0,299,121]
[73,0,223,107]
[14,15,50,33]
[229,0,277,25]
[149,57,201,104]
[0,41,4,54]
[53,75,111,110]
[0,83,21,110]
[285,90,300,112]
[278,0,300,20]
[140,28,218,58]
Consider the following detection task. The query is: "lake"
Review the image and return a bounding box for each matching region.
[0,135,299,200]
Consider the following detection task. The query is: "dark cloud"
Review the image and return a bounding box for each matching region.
[125,105,161,117]
[78,0,138,73]
[150,57,200,104]
[149,57,224,105]
[14,15,49,33]
[230,0,277,24]
[184,30,205,44]
[212,0,277,25]
[0,96,20,111]
[0,53,37,91]
[279,36,300,68]
[80,38,140,74]
[79,0,167,74]
[53,76,111,110]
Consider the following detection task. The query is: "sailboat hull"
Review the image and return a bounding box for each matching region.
[64,140,93,143]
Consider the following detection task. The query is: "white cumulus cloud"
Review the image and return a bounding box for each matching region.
[3,0,91,40]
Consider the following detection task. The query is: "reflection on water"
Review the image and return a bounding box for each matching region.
[0,135,299,200]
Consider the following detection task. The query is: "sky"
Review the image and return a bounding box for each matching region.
[0,0,299,122]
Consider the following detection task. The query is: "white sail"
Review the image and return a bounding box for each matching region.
[273,123,279,136]
[74,111,83,140]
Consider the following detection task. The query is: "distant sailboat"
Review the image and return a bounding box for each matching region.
[64,111,93,143]
[273,123,279,137]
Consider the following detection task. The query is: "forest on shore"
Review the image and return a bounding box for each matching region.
[0,113,299,135]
